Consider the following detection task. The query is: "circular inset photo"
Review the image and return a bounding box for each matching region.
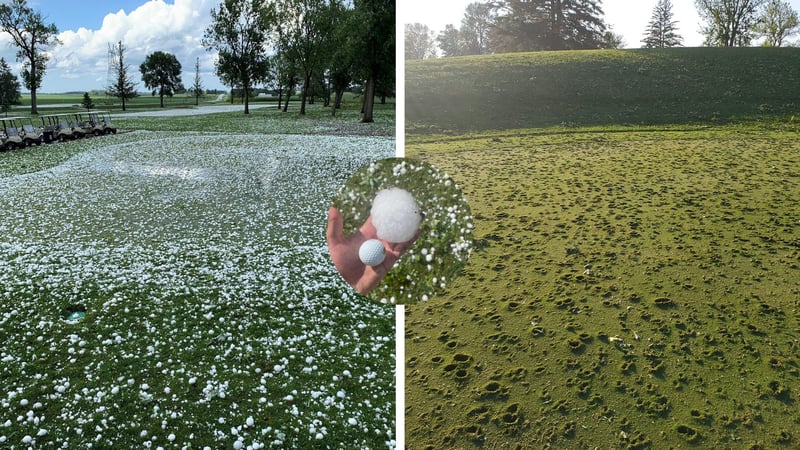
[326,158,473,304]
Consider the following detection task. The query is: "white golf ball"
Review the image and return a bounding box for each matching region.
[359,239,386,266]
[371,188,421,243]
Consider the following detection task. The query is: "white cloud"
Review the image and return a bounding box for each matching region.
[1,0,224,92]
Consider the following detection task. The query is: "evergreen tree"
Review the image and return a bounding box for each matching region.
[490,0,607,52]
[642,0,683,48]
[0,57,21,116]
[81,92,94,111]
[106,41,138,111]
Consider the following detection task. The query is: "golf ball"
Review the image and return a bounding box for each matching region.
[359,239,386,266]
[371,188,421,243]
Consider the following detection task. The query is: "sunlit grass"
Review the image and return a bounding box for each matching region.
[0,109,397,448]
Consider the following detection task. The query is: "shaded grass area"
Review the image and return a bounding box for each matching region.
[115,103,394,137]
[404,127,800,448]
[406,47,800,132]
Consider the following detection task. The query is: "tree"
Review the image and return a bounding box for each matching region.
[352,0,394,123]
[192,57,204,106]
[696,0,766,46]
[106,41,138,111]
[275,0,340,115]
[203,0,272,115]
[643,0,683,48]
[756,0,799,46]
[490,0,607,52]
[0,58,21,116]
[81,92,94,111]
[0,0,60,115]
[460,2,493,55]
[437,24,463,57]
[140,51,183,108]
[405,23,436,59]
[602,30,626,48]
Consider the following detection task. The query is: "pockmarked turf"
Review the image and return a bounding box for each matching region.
[0,130,396,449]
[405,127,800,448]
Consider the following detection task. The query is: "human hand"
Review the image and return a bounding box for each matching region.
[326,206,420,295]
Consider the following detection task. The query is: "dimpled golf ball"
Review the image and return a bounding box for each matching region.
[359,239,386,266]
[371,188,421,243]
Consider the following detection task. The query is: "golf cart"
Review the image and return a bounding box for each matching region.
[19,117,45,146]
[0,117,25,149]
[40,114,75,142]
[87,110,117,135]
[69,113,93,138]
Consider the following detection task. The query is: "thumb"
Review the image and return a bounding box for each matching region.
[326,206,344,246]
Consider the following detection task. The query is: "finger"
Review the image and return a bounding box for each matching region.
[326,206,344,246]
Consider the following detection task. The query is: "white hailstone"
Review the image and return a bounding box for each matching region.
[22,435,32,443]
[111,386,119,395]
[348,418,357,426]
[371,188,421,243]
[188,377,197,385]
[315,433,324,440]
[19,399,28,406]
[167,433,175,441]
[246,416,254,427]
[233,440,243,450]
[36,428,47,436]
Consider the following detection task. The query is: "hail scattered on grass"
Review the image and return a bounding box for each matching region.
[0,131,396,449]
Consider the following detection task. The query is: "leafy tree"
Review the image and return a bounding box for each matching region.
[437,24,463,57]
[460,2,493,55]
[81,92,94,111]
[490,0,607,52]
[352,0,394,123]
[0,0,60,115]
[405,23,436,59]
[328,6,356,116]
[275,0,339,115]
[756,0,799,46]
[0,58,21,116]
[106,41,138,111]
[203,0,272,114]
[696,0,766,46]
[140,51,183,108]
[602,30,626,48]
[643,0,683,48]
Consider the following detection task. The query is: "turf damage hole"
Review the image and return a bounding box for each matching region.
[61,304,87,323]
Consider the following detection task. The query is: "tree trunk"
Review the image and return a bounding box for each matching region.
[361,75,375,123]
[300,74,310,115]
[332,88,343,117]
[283,82,292,112]
[244,85,250,115]
[277,82,283,110]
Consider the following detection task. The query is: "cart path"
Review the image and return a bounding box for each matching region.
[111,103,276,117]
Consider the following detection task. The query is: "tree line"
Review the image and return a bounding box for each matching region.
[0,0,393,123]
[405,0,800,59]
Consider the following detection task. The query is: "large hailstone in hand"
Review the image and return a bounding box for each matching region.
[371,188,422,243]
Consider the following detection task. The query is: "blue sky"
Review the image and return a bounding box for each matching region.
[0,0,228,93]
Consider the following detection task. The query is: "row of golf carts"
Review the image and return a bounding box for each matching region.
[1,111,117,150]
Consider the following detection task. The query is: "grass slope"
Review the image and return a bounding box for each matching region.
[405,49,800,449]
[406,47,800,131]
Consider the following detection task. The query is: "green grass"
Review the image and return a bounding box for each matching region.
[406,47,800,131]
[405,48,800,449]
[0,103,398,448]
